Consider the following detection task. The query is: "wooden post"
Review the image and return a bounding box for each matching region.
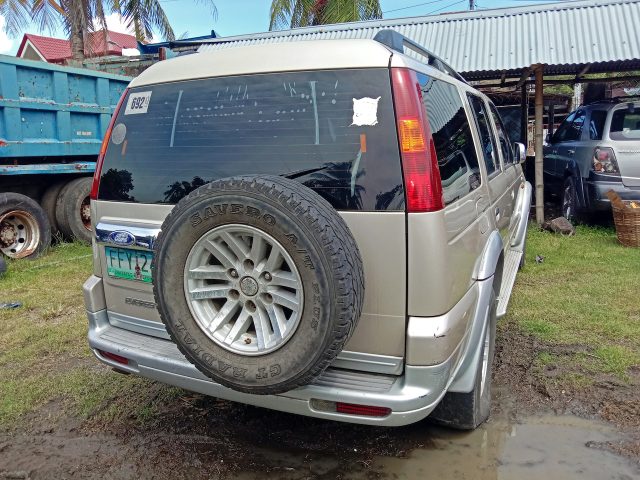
[520,83,528,144]
[535,65,545,225]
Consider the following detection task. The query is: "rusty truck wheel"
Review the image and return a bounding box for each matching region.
[55,177,93,244]
[0,193,51,259]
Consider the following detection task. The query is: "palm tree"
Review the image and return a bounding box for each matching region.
[2,0,216,61]
[269,0,381,30]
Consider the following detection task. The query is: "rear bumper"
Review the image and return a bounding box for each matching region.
[585,174,640,211]
[87,308,464,426]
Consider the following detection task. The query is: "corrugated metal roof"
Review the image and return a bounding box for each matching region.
[198,0,640,80]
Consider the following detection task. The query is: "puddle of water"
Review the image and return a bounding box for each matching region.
[360,415,638,480]
[232,415,639,480]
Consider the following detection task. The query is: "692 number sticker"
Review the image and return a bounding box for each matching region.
[125,91,152,115]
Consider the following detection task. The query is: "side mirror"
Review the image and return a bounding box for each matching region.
[514,142,526,164]
[545,133,552,144]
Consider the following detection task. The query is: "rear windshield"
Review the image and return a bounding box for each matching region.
[609,108,640,141]
[98,68,404,211]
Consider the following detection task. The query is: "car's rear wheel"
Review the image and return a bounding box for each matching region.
[562,176,578,222]
[152,175,365,395]
[0,193,51,259]
[430,288,497,430]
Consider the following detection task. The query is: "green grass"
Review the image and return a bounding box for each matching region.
[507,225,640,380]
[0,243,160,428]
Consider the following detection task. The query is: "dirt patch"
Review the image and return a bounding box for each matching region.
[494,320,640,461]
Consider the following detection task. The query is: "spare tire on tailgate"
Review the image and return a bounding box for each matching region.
[152,175,364,395]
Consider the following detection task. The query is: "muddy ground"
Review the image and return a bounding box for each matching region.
[1,320,638,480]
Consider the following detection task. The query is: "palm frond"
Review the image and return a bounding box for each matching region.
[269,0,381,29]
[0,0,31,37]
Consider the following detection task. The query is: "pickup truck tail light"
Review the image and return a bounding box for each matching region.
[593,147,620,175]
[91,89,129,200]
[391,68,444,213]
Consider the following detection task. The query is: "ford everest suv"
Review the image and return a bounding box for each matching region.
[544,99,640,220]
[84,30,531,429]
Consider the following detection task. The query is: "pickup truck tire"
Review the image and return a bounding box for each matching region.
[41,180,67,238]
[430,289,497,430]
[152,175,364,395]
[55,177,93,244]
[0,192,51,259]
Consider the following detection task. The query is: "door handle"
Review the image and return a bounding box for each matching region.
[567,149,575,155]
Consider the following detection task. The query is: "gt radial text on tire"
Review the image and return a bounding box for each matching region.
[152,175,365,395]
[55,177,93,244]
[0,192,51,259]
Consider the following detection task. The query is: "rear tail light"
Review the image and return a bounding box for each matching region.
[311,399,391,417]
[391,68,443,212]
[336,402,391,417]
[593,147,620,174]
[98,349,129,365]
[91,88,129,200]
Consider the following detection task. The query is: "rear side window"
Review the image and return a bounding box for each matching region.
[468,94,499,176]
[488,103,514,164]
[99,69,404,211]
[589,110,607,140]
[609,108,640,141]
[417,74,482,204]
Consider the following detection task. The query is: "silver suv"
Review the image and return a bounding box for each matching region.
[544,100,640,220]
[84,30,531,429]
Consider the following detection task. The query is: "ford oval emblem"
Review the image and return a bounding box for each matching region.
[109,231,136,246]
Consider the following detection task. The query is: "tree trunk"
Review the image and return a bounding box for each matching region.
[70,19,85,62]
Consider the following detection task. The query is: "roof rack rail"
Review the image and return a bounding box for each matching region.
[373,29,467,84]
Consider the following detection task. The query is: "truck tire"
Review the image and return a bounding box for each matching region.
[0,192,51,259]
[152,175,364,395]
[55,177,93,244]
[41,180,67,238]
[430,289,497,430]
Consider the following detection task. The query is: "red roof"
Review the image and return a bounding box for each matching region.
[17,31,139,63]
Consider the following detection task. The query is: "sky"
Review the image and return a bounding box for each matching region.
[0,0,560,55]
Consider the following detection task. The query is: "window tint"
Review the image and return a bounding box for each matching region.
[468,94,499,175]
[609,108,640,141]
[417,74,482,205]
[564,110,586,141]
[589,110,607,140]
[489,103,514,164]
[98,69,404,210]
[552,112,576,143]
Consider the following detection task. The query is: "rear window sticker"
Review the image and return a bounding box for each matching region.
[351,96,381,126]
[111,123,127,145]
[125,91,152,115]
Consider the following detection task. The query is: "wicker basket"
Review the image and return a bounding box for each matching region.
[607,190,640,247]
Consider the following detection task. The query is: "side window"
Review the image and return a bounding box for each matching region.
[564,110,586,141]
[467,94,500,176]
[489,103,514,164]
[589,110,607,140]
[418,74,482,205]
[552,112,576,143]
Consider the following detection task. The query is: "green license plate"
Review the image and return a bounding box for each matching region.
[105,246,153,283]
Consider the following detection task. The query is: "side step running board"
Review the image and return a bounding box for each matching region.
[496,247,522,318]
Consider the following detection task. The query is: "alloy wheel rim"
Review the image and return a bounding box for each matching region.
[563,184,573,220]
[0,210,40,259]
[184,224,303,356]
